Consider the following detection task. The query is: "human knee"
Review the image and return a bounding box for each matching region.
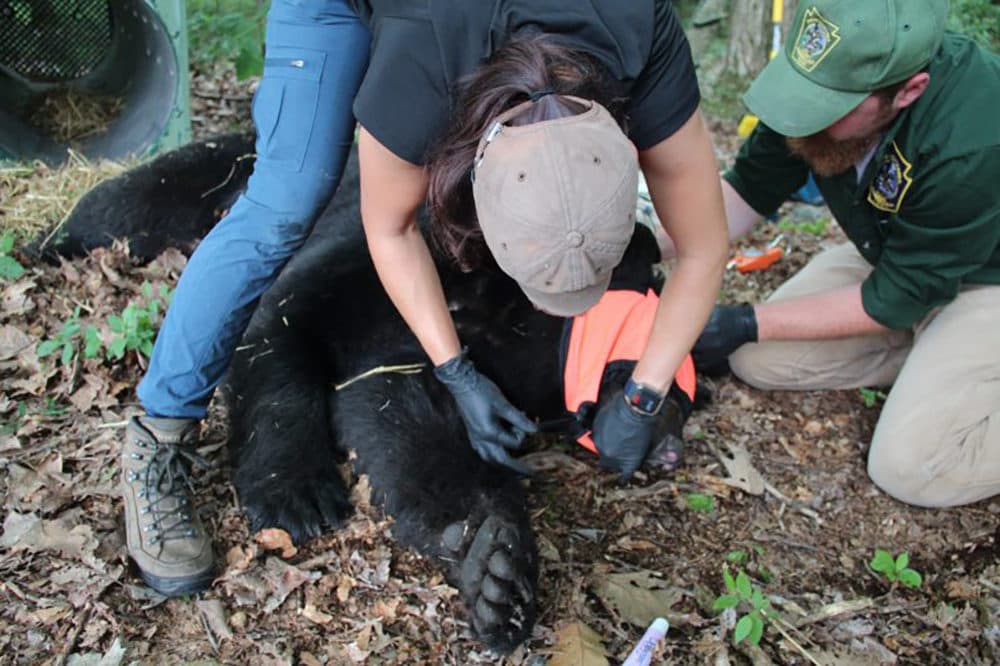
[728,344,780,389]
[866,443,935,507]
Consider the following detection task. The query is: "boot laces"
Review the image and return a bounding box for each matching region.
[141,440,210,544]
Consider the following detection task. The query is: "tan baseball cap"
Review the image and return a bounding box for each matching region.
[471,97,639,317]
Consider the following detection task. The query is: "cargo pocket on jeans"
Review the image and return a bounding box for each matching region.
[252,46,327,172]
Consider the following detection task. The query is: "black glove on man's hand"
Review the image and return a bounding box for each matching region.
[592,390,657,482]
[691,303,759,375]
[434,351,537,475]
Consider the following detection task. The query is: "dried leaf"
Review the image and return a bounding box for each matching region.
[548,621,609,666]
[301,603,334,625]
[254,528,297,559]
[225,544,256,572]
[0,325,33,361]
[2,279,36,316]
[595,570,692,629]
[223,557,313,612]
[196,599,233,641]
[709,442,765,495]
[0,510,99,566]
[65,636,126,666]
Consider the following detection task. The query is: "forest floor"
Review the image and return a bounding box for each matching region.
[1,28,998,666]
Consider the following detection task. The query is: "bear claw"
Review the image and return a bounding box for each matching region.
[444,514,537,652]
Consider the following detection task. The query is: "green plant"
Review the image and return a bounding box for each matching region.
[777,217,829,237]
[686,492,715,513]
[1,402,27,436]
[858,387,888,408]
[0,232,25,281]
[712,567,775,646]
[106,283,173,361]
[37,307,102,367]
[948,0,1000,51]
[870,550,923,589]
[187,0,269,78]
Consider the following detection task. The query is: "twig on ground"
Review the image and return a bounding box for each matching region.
[792,596,874,629]
[54,603,93,666]
[767,613,822,666]
[764,481,823,525]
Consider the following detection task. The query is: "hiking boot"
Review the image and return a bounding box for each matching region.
[121,416,215,596]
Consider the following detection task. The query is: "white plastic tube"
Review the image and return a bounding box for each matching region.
[621,617,669,666]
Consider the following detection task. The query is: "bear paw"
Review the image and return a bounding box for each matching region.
[239,471,352,544]
[442,514,537,652]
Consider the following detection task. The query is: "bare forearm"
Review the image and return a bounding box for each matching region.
[634,109,729,391]
[366,223,461,365]
[656,179,763,260]
[755,284,889,340]
[633,254,724,391]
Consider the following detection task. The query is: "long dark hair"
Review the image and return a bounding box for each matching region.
[426,33,625,270]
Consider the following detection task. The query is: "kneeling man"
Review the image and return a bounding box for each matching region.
[690,0,1000,507]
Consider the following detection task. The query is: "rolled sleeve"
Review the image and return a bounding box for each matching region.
[861,148,1000,329]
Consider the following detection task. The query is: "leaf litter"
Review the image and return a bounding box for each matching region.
[1,62,998,666]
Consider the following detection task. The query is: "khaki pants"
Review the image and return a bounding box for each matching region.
[730,243,1000,508]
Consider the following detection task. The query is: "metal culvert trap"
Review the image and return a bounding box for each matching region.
[0,0,191,163]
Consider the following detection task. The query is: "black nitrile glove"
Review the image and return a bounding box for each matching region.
[592,390,657,482]
[434,351,537,475]
[691,303,759,375]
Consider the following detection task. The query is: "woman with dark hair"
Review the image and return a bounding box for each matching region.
[120,0,727,599]
[356,2,728,476]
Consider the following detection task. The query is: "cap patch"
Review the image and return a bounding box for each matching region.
[867,142,913,214]
[792,8,842,72]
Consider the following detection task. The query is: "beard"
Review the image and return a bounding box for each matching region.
[785,132,880,177]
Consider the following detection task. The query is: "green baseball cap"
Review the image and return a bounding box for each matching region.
[744,0,949,137]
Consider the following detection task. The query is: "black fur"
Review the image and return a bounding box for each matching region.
[48,134,687,651]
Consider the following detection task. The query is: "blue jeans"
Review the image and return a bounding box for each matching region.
[138,0,370,418]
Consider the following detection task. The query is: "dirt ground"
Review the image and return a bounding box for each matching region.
[1,56,998,666]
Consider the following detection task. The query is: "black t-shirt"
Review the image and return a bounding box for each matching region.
[349,0,700,165]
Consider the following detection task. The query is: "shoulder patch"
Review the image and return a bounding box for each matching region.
[792,8,841,72]
[867,142,914,214]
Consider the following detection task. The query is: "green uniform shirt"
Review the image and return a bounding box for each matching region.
[725,34,1000,330]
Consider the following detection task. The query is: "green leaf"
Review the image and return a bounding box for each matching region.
[60,342,75,367]
[712,594,740,611]
[108,315,124,333]
[84,326,103,358]
[141,281,153,299]
[899,568,923,589]
[750,589,767,610]
[235,44,264,79]
[723,567,737,593]
[734,614,753,644]
[686,492,714,513]
[37,340,60,358]
[140,339,154,358]
[895,552,909,571]
[870,549,895,574]
[725,550,747,564]
[0,255,25,280]
[736,571,753,600]
[748,613,765,645]
[107,337,126,360]
[0,232,14,254]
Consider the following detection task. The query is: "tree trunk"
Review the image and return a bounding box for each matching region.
[723,0,769,78]
[723,0,797,79]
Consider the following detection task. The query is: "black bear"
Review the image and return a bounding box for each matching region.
[49,134,694,652]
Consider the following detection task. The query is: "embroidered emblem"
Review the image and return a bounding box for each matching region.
[792,8,842,72]
[867,142,914,214]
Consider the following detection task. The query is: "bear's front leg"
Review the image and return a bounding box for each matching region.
[338,373,539,652]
